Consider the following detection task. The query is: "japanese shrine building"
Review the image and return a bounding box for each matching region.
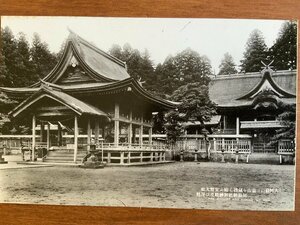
[0,31,175,164]
[211,67,296,153]
[181,67,296,161]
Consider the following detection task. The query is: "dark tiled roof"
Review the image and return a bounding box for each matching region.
[209,70,296,107]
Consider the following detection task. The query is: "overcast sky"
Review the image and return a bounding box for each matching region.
[1,16,287,73]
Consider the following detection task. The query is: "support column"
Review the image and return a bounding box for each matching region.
[139,116,143,146]
[132,127,136,144]
[95,119,100,145]
[74,115,78,163]
[87,119,91,152]
[149,127,153,146]
[47,122,50,150]
[236,116,240,135]
[32,115,36,161]
[236,116,240,155]
[102,125,105,141]
[128,110,133,146]
[213,138,217,151]
[114,103,120,147]
[57,122,62,146]
[40,122,45,142]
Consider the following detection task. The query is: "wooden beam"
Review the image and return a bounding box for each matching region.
[36,106,70,111]
[32,115,36,161]
[74,116,78,163]
[36,111,75,117]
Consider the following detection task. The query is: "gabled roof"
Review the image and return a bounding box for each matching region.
[9,85,110,119]
[237,69,295,99]
[31,30,130,86]
[209,69,296,108]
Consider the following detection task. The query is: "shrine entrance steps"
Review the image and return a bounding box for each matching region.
[44,149,85,164]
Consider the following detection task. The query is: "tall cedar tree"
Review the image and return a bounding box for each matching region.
[109,43,155,92]
[240,29,268,73]
[0,47,8,87]
[269,21,297,70]
[155,48,212,97]
[31,33,58,80]
[15,33,37,86]
[218,53,237,75]
[1,27,19,87]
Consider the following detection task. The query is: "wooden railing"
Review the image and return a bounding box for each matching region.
[176,135,252,154]
[93,143,167,164]
[278,139,295,155]
[277,139,295,164]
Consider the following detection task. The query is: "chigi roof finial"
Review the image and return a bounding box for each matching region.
[261,60,274,70]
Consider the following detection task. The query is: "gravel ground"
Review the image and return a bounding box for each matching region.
[0,162,295,210]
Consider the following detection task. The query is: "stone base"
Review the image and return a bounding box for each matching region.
[79,161,105,169]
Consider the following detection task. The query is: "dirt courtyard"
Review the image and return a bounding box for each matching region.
[0,162,295,210]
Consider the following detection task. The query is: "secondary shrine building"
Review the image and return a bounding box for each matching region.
[181,67,296,162]
[0,31,175,165]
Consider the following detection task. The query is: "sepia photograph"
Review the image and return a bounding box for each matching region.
[0,16,296,211]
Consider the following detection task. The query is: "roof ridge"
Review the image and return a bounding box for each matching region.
[212,69,296,81]
[67,29,127,69]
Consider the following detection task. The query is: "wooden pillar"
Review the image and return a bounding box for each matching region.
[120,152,124,164]
[57,122,62,146]
[128,152,131,164]
[132,127,136,144]
[47,122,50,150]
[102,125,105,140]
[32,115,36,161]
[213,138,217,151]
[150,152,153,162]
[40,122,45,142]
[139,125,143,146]
[184,130,188,151]
[223,115,226,131]
[236,116,240,135]
[149,127,153,145]
[87,119,91,152]
[74,115,78,163]
[114,103,120,147]
[95,119,100,145]
[128,110,133,146]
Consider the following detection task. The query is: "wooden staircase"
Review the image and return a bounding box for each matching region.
[45,149,87,163]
